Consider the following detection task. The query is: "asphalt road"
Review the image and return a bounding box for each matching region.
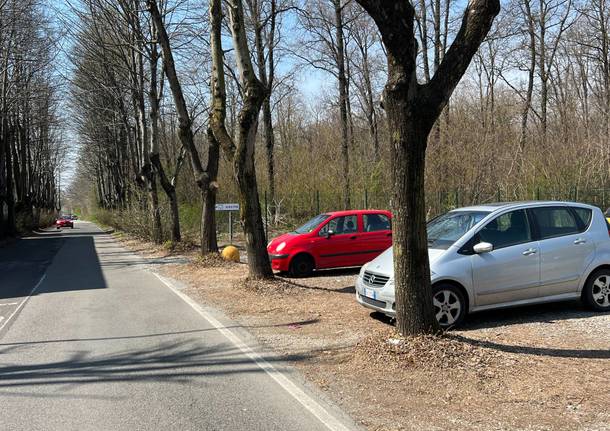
[0,222,358,431]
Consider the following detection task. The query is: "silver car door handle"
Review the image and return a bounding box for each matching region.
[522,248,538,256]
[574,238,587,245]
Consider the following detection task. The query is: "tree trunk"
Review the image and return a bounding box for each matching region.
[388,98,438,334]
[149,21,179,243]
[355,0,499,335]
[250,0,277,216]
[334,0,350,210]
[152,153,181,242]
[519,0,536,164]
[235,117,271,277]
[262,98,275,213]
[4,126,15,235]
[168,187,181,242]
[201,127,219,253]
[148,172,162,243]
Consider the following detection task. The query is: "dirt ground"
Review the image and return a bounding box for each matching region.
[117,234,610,431]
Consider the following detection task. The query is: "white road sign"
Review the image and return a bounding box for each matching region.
[215,203,240,211]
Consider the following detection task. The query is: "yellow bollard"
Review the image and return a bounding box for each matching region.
[221,245,240,263]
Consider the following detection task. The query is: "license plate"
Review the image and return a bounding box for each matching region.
[363,288,377,300]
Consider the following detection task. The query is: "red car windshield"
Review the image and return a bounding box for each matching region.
[293,214,330,234]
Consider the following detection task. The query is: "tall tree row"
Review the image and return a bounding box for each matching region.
[0,0,63,238]
[68,0,201,245]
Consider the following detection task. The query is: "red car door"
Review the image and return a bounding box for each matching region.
[357,212,392,264]
[315,214,361,268]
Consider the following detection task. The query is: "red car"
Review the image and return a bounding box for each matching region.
[267,210,392,277]
[56,216,74,229]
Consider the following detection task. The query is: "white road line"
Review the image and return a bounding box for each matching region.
[153,272,353,431]
[0,274,46,333]
[0,302,20,307]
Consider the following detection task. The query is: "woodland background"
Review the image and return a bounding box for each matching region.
[1,0,609,241]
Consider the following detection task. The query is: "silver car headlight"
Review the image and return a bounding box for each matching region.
[359,264,368,278]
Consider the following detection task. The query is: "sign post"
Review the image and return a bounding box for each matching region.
[215,203,240,244]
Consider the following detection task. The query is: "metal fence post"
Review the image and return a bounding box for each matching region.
[316,190,320,214]
[364,188,369,209]
[229,211,233,244]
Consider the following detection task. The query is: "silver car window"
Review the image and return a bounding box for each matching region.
[478,209,532,249]
[572,207,593,230]
[531,206,580,239]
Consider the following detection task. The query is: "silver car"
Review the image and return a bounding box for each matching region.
[356,201,610,328]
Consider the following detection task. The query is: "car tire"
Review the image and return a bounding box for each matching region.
[432,284,467,329]
[289,254,314,278]
[583,268,610,311]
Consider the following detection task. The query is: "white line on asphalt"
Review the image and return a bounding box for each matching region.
[0,302,20,306]
[0,274,46,334]
[153,272,353,431]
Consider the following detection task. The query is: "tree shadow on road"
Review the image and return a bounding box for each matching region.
[0,235,108,300]
[0,318,322,354]
[0,338,312,395]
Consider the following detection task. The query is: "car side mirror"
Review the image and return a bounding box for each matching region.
[473,242,493,254]
[326,230,335,239]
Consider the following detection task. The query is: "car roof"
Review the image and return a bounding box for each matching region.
[454,201,597,213]
[324,209,391,217]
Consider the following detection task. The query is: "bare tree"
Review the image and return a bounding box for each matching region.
[210,0,273,278]
[347,8,383,162]
[297,0,352,209]
[353,0,500,335]
[148,0,220,252]
[0,0,62,237]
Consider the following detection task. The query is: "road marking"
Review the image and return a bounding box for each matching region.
[153,272,353,431]
[0,274,46,334]
[0,302,20,307]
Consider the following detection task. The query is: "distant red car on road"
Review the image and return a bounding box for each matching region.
[267,210,392,277]
[56,216,74,229]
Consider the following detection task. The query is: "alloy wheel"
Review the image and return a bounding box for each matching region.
[433,289,462,326]
[592,275,610,308]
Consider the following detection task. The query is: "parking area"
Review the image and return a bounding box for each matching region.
[116,232,610,431]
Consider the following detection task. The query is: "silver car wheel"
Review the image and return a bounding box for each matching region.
[592,275,610,308]
[433,289,461,326]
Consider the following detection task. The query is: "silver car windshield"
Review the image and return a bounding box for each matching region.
[427,211,490,250]
[294,214,331,234]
